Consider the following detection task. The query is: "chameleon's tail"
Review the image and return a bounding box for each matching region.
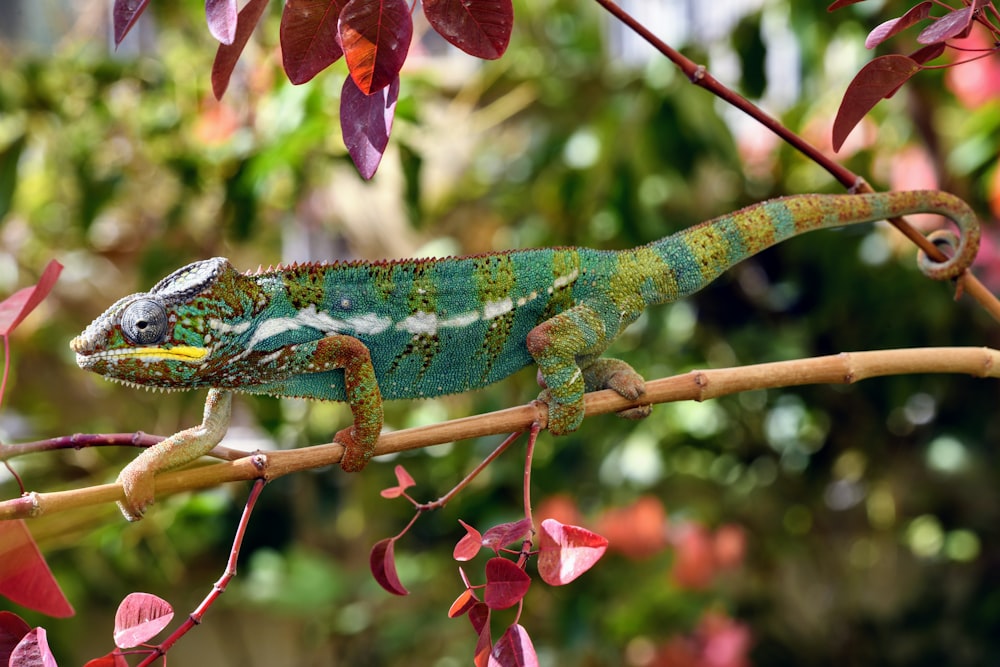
[638,190,980,306]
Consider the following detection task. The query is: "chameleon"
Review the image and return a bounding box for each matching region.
[70,191,979,520]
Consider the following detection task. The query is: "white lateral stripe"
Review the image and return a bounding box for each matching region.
[440,311,480,328]
[483,297,514,320]
[397,311,438,335]
[347,313,392,335]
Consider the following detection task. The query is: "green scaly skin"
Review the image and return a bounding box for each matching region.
[70,191,980,520]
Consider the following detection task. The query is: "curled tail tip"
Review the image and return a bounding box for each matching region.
[917,227,980,281]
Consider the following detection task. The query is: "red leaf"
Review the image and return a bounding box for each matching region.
[448,587,478,617]
[832,54,920,151]
[910,42,946,65]
[488,624,538,667]
[211,0,270,100]
[281,0,347,84]
[379,464,415,498]
[113,592,174,648]
[10,628,57,667]
[340,74,399,179]
[917,4,980,44]
[865,2,932,48]
[423,0,513,59]
[0,520,74,618]
[83,653,128,667]
[537,519,608,586]
[112,0,151,46]
[339,0,413,95]
[482,558,530,609]
[454,520,483,561]
[473,612,492,667]
[0,260,62,337]
[481,518,532,553]
[369,538,409,595]
[468,601,490,635]
[0,611,31,666]
[206,0,239,45]
[827,0,867,10]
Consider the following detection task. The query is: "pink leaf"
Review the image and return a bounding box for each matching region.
[423,0,514,59]
[832,54,920,151]
[370,537,409,595]
[339,0,413,95]
[112,0,151,47]
[917,4,979,44]
[489,624,538,667]
[206,0,239,45]
[481,518,532,553]
[0,611,31,666]
[280,0,347,84]
[113,592,174,648]
[340,74,399,179]
[0,520,74,618]
[482,558,530,610]
[211,0,270,99]
[379,464,415,498]
[537,519,608,586]
[10,628,58,667]
[0,260,62,337]
[454,520,483,561]
[865,2,932,48]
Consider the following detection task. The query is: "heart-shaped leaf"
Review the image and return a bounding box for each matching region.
[481,518,532,553]
[537,519,608,585]
[488,623,538,667]
[454,520,484,561]
[10,628,58,667]
[483,558,530,609]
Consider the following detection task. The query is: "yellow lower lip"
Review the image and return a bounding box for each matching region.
[129,345,208,362]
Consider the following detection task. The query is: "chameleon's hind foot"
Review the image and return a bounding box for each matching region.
[583,358,651,421]
[335,426,376,472]
[536,388,585,435]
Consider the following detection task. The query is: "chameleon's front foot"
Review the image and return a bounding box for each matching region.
[117,462,156,521]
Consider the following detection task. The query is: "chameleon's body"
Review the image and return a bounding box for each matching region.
[71,191,979,520]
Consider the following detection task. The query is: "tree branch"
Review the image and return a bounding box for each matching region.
[3,346,996,521]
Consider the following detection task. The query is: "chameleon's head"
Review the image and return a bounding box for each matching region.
[71,258,234,390]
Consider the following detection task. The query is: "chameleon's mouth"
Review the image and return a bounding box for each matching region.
[73,345,209,366]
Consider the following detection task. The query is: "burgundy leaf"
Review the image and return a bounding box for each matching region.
[340,74,399,179]
[489,623,539,667]
[0,260,62,336]
[909,42,947,65]
[206,0,239,45]
[482,558,530,610]
[468,601,490,635]
[113,592,174,648]
[10,628,57,667]
[454,520,483,561]
[481,518,532,553]
[917,5,976,44]
[112,0,151,47]
[281,0,347,84]
[865,2,932,48]
[0,520,74,618]
[211,0,270,100]
[832,54,920,151]
[447,587,478,617]
[423,0,513,59]
[370,537,409,595]
[827,0,867,10]
[536,519,608,586]
[339,0,413,95]
[0,611,31,666]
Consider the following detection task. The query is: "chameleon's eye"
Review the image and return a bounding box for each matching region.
[120,298,168,345]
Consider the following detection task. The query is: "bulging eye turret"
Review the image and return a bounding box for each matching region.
[120,298,168,345]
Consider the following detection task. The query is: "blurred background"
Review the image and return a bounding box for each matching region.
[1,0,999,664]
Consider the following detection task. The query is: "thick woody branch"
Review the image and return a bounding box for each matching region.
[2,346,996,521]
